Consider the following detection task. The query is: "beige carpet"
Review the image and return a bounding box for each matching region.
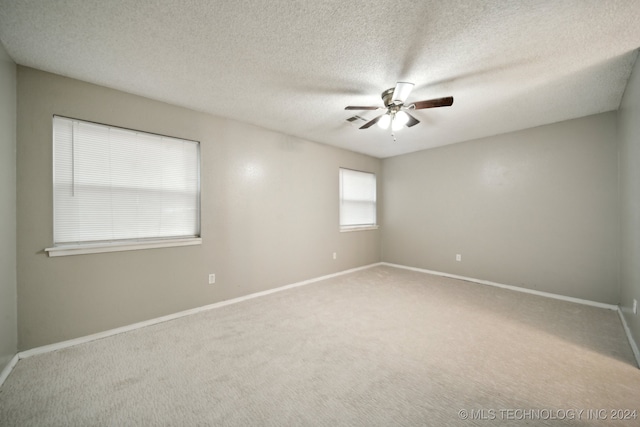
[1,265,639,426]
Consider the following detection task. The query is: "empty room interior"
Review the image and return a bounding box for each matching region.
[1,1,640,425]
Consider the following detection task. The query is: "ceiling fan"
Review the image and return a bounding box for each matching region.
[345,82,453,131]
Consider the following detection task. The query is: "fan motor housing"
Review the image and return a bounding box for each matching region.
[382,87,405,109]
[381,88,395,107]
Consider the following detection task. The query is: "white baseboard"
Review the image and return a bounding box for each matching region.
[0,353,19,388]
[18,262,383,360]
[6,260,636,386]
[617,307,640,369]
[382,262,640,369]
[381,262,618,311]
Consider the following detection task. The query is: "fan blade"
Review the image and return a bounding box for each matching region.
[345,106,381,110]
[392,82,415,103]
[359,114,384,129]
[412,96,454,110]
[405,112,420,127]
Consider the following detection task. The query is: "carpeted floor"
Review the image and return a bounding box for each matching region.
[1,265,639,426]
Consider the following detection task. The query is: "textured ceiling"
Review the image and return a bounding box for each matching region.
[1,1,639,158]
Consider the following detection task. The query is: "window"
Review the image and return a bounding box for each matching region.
[339,168,377,231]
[46,116,200,256]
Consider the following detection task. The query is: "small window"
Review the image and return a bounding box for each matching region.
[48,116,200,255]
[339,168,377,231]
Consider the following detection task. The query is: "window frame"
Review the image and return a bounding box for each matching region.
[339,167,379,232]
[45,115,202,257]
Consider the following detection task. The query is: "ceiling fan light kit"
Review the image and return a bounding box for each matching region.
[392,110,409,130]
[345,81,454,134]
[378,110,410,131]
[377,113,391,129]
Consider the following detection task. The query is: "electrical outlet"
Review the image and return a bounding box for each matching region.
[634,299,638,315]
[456,254,462,262]
[208,274,216,285]
[333,252,337,260]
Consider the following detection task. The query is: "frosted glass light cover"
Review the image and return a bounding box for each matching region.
[377,113,391,129]
[392,111,409,130]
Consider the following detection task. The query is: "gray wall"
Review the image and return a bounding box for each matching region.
[0,43,17,371]
[14,62,636,352]
[382,113,619,304]
[619,54,640,348]
[17,67,381,350]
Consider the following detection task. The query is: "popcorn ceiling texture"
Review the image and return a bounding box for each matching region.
[0,1,639,157]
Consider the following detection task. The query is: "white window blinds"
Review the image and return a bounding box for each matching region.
[53,116,200,246]
[339,168,377,229]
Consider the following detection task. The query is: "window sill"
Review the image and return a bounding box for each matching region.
[45,237,202,257]
[340,225,379,233]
